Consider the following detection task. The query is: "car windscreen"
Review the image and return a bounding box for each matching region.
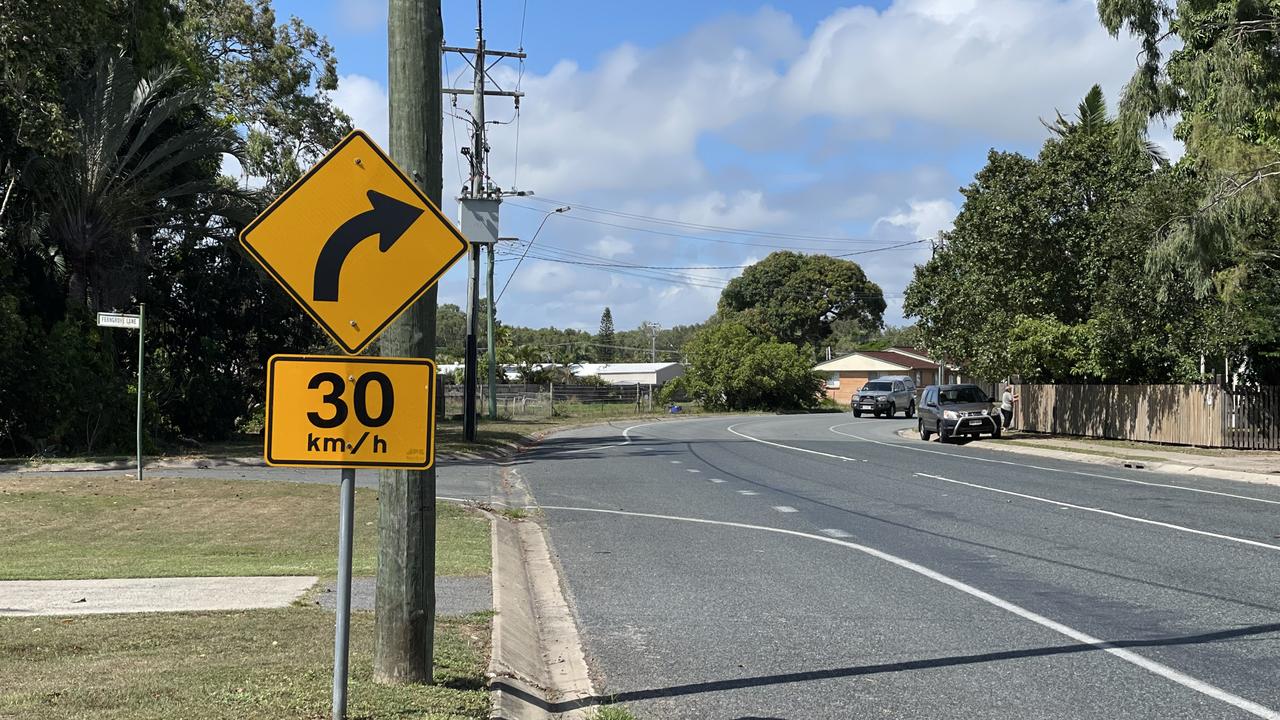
[939,387,989,404]
[863,382,892,391]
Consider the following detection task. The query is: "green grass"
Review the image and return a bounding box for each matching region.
[0,476,490,580]
[0,606,491,719]
[1005,434,1266,458]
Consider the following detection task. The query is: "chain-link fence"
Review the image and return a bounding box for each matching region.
[438,383,662,420]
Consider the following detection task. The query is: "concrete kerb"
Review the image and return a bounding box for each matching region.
[893,428,1280,488]
[486,502,596,719]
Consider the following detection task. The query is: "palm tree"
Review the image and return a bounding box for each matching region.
[28,51,243,312]
[1043,84,1168,167]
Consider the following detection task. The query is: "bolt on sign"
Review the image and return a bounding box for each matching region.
[265,355,436,469]
[239,129,469,355]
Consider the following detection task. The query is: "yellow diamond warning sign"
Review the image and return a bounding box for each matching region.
[240,130,468,355]
[265,355,436,469]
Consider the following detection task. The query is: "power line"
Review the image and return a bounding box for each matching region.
[523,195,884,244]
[497,205,570,302]
[506,202,905,251]
[506,238,927,269]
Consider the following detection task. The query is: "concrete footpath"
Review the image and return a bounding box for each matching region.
[0,576,318,616]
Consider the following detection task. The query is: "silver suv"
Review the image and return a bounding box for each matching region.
[851,376,916,418]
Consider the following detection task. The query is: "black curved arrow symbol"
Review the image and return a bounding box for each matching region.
[313,190,425,302]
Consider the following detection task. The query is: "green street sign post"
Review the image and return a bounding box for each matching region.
[97,306,145,482]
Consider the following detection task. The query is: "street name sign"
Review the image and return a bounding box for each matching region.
[240,129,469,354]
[265,355,436,469]
[97,312,140,329]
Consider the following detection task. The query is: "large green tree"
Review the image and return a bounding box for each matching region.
[597,307,615,361]
[718,251,885,350]
[1099,0,1280,381]
[904,86,1204,382]
[663,321,823,411]
[0,0,356,450]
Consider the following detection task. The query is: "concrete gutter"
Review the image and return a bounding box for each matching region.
[487,461,597,719]
[488,515,596,719]
[895,429,1280,488]
[0,576,318,616]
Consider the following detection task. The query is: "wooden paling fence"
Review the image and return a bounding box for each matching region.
[1014,384,1280,449]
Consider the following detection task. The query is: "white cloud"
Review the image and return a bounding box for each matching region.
[319,2,1186,334]
[781,0,1146,141]
[874,198,958,240]
[591,237,634,259]
[332,74,389,146]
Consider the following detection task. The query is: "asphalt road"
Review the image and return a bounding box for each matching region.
[514,414,1280,720]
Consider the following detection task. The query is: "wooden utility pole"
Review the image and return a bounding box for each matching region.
[375,0,441,684]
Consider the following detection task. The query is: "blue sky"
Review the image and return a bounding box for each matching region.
[263,0,1175,336]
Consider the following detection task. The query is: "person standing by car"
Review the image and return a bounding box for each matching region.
[1000,385,1018,432]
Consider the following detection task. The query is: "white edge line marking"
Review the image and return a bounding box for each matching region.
[730,420,1278,552]
[536,504,1280,720]
[827,422,1280,507]
[773,506,798,513]
[559,418,709,455]
[911,473,1280,552]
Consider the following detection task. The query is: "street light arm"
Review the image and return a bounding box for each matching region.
[496,205,569,303]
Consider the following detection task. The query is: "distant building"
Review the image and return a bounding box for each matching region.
[571,362,684,386]
[438,361,685,386]
[813,347,960,405]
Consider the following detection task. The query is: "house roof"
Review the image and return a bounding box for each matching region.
[814,351,911,372]
[572,362,682,375]
[887,347,935,363]
[861,350,938,370]
[813,348,940,372]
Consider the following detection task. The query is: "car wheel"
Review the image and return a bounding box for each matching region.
[905,402,915,419]
[939,424,951,443]
[887,402,896,418]
[919,419,931,441]
[991,426,1002,439]
[853,409,861,418]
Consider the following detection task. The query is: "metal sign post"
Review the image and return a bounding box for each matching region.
[97,307,145,481]
[332,467,356,720]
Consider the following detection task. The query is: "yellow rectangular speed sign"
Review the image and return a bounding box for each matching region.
[265,355,436,469]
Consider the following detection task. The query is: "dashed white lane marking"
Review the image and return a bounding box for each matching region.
[686,468,701,473]
[773,506,798,513]
[820,528,852,538]
[534,504,1280,720]
[727,423,866,462]
[736,490,759,496]
[709,479,726,484]
[912,473,1280,552]
[671,460,682,464]
[729,421,1280,552]
[827,422,1280,507]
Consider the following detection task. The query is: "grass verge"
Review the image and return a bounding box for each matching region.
[0,476,489,580]
[0,606,490,720]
